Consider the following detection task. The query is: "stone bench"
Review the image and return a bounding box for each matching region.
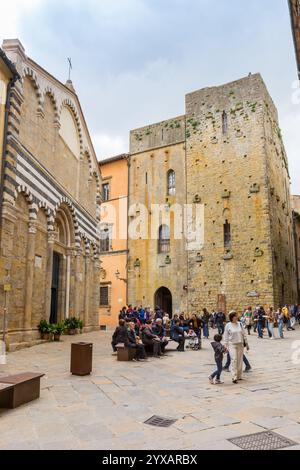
[0,372,44,409]
[116,344,136,362]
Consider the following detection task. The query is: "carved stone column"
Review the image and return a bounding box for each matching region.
[74,247,82,319]
[84,254,90,328]
[65,248,76,319]
[92,255,101,328]
[45,231,56,321]
[24,221,37,330]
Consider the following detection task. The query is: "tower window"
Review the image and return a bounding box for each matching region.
[224,220,231,248]
[167,170,176,196]
[158,224,170,254]
[222,111,228,135]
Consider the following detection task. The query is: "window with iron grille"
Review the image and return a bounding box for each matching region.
[100,228,111,252]
[100,286,109,306]
[167,170,176,196]
[102,183,110,202]
[158,224,170,253]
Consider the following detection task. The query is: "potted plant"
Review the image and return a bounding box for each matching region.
[50,322,65,342]
[77,319,84,334]
[38,319,51,341]
[65,317,79,335]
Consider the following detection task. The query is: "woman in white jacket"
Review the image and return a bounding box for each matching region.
[224,311,249,384]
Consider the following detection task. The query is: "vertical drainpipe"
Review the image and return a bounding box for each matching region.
[184,115,189,314]
[126,154,130,306]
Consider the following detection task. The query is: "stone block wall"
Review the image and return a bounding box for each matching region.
[185,74,296,311]
[128,117,188,314]
[128,74,297,315]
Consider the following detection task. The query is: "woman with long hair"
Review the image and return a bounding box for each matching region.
[224,311,249,384]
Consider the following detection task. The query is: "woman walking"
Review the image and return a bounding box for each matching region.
[224,311,249,384]
[277,308,284,339]
[244,307,253,335]
[267,307,276,339]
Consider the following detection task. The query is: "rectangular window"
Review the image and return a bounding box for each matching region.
[224,221,231,249]
[102,183,110,202]
[100,286,109,306]
[100,229,111,252]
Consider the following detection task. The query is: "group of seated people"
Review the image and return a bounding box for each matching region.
[111,306,205,361]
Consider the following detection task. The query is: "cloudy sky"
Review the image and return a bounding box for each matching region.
[1,0,300,192]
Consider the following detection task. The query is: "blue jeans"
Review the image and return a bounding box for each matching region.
[257,322,264,338]
[203,324,209,338]
[225,353,251,370]
[278,321,284,338]
[217,324,225,335]
[211,357,223,381]
[267,322,274,338]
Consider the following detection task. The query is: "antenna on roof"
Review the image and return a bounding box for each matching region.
[67,57,72,81]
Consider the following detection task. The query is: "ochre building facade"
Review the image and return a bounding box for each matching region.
[99,154,128,329]
[128,74,297,316]
[0,40,102,349]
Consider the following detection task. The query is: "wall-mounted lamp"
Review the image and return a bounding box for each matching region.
[115,270,127,283]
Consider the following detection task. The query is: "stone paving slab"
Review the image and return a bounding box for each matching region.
[0,328,300,450]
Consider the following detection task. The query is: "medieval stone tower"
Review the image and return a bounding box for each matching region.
[128,74,297,315]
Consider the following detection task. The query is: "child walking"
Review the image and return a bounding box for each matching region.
[209,334,227,385]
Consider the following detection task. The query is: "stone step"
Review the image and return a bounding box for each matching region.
[8,339,47,352]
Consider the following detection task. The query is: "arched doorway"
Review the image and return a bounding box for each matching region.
[154,287,173,317]
[50,204,75,324]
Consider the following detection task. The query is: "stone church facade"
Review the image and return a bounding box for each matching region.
[128,74,297,315]
[0,40,102,349]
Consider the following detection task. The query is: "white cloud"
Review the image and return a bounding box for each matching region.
[0,0,42,40]
[93,133,127,160]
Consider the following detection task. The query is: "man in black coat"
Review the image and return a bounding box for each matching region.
[152,318,169,353]
[111,319,128,352]
[127,322,147,361]
[141,321,162,357]
[170,320,185,352]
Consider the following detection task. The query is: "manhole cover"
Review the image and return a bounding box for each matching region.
[229,431,297,450]
[144,415,177,428]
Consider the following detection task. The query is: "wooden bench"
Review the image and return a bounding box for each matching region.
[0,372,44,409]
[116,344,136,362]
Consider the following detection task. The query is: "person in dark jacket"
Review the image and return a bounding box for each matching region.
[215,311,226,335]
[257,306,266,339]
[202,308,210,339]
[170,320,185,352]
[127,322,147,361]
[153,319,169,353]
[119,307,127,320]
[209,334,227,385]
[179,318,189,332]
[111,319,128,352]
[155,307,163,320]
[141,321,162,357]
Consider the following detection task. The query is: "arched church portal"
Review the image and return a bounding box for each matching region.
[154,287,173,317]
[49,205,75,324]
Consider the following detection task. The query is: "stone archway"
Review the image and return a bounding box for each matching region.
[154,287,173,317]
[49,204,75,323]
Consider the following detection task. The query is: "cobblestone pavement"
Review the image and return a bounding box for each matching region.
[1,327,300,450]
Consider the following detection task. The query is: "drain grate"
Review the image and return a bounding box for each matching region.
[144,415,177,428]
[229,431,297,450]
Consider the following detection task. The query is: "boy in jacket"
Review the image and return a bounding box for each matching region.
[209,334,227,385]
